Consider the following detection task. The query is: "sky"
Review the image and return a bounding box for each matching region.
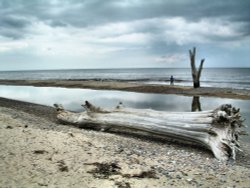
[0,0,250,70]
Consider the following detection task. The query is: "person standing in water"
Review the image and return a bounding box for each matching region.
[170,75,174,85]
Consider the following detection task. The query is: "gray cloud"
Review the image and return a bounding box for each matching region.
[1,0,249,42]
[1,0,249,28]
[0,0,249,69]
[0,14,31,39]
[1,16,29,28]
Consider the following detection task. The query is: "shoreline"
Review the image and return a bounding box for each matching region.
[0,97,250,187]
[0,79,250,100]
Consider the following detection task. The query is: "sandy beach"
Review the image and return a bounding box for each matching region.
[0,97,250,187]
[0,79,250,100]
[1,0,250,187]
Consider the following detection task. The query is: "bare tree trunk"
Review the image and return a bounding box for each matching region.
[54,101,245,161]
[189,47,205,88]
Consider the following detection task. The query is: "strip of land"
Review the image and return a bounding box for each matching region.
[0,79,250,99]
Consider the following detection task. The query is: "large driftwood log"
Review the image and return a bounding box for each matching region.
[54,101,245,161]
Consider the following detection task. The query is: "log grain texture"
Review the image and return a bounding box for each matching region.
[54,101,245,161]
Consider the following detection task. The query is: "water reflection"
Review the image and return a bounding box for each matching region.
[0,85,249,141]
[192,96,202,112]
[0,85,194,112]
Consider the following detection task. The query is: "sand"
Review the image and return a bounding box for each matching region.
[0,79,250,99]
[0,97,250,188]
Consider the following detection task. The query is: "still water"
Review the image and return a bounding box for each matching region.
[0,85,249,141]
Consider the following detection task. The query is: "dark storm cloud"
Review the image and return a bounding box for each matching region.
[1,16,30,28]
[0,15,31,39]
[61,0,250,27]
[1,0,249,25]
[0,0,249,40]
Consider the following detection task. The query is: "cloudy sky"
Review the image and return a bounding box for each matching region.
[0,0,249,70]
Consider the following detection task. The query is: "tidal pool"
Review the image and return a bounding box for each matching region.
[0,85,249,141]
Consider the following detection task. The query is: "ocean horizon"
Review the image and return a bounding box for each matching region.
[1,67,250,90]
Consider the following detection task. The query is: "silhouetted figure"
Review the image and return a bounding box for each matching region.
[192,96,202,112]
[170,75,174,85]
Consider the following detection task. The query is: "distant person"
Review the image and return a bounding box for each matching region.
[170,75,174,85]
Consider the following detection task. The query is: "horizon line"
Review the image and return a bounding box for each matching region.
[1,66,250,72]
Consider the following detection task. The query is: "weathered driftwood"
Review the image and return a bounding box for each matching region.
[189,47,205,88]
[54,101,245,161]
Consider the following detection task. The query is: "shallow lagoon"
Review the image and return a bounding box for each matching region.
[0,85,249,141]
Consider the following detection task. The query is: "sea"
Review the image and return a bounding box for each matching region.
[0,68,249,142]
[0,68,250,90]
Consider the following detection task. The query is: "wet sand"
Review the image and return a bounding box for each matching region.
[0,97,250,187]
[0,79,250,99]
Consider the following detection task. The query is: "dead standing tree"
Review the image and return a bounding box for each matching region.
[189,47,205,88]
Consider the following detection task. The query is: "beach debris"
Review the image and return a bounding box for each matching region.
[84,161,158,180]
[6,125,13,129]
[123,169,158,179]
[54,101,246,161]
[33,150,48,154]
[85,162,121,179]
[57,160,69,172]
[115,181,131,188]
[189,47,205,88]
[68,132,74,137]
